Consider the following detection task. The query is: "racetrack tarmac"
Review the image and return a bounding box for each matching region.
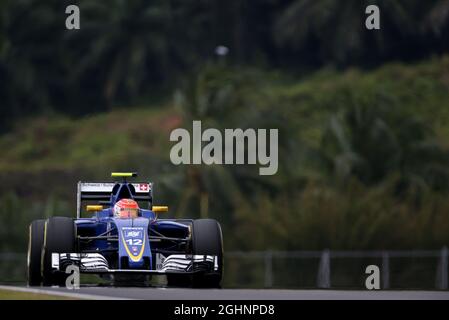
[3,285,449,300]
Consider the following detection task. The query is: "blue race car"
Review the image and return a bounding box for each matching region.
[27,172,223,288]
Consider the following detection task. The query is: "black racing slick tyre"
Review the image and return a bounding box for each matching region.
[27,219,46,286]
[191,219,223,288]
[42,217,76,286]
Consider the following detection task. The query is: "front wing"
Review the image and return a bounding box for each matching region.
[51,253,219,274]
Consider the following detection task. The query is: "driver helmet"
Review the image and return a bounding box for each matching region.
[114,198,139,219]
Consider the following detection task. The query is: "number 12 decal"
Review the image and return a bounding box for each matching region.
[125,239,143,246]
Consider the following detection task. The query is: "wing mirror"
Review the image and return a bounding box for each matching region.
[86,205,104,212]
[152,206,168,213]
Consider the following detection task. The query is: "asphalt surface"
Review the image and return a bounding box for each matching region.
[7,286,449,300]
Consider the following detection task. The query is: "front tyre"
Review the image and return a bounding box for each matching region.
[42,217,76,286]
[191,219,223,288]
[27,219,46,286]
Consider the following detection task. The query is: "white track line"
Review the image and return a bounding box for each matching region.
[0,285,130,300]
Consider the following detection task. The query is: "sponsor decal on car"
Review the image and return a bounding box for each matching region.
[121,227,146,262]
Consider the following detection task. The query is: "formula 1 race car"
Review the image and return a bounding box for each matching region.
[27,173,223,288]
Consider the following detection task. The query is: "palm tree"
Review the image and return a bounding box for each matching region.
[316,103,449,193]
[62,0,174,107]
[0,0,65,128]
[169,64,291,220]
[423,0,449,37]
[169,64,246,219]
[274,0,426,65]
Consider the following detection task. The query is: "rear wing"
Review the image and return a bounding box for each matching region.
[76,182,153,218]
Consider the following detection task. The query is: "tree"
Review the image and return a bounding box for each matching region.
[169,63,291,223]
[0,0,66,130]
[317,103,449,193]
[61,0,175,109]
[273,0,433,66]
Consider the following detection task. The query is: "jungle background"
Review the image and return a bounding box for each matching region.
[1,0,449,288]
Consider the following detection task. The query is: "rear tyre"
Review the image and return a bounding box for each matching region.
[191,219,223,288]
[42,217,76,286]
[27,219,45,286]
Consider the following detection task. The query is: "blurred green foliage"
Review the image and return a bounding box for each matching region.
[1,57,449,252]
[1,0,449,131]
